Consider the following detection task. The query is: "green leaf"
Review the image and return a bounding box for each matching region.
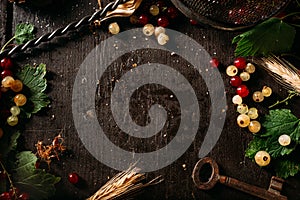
[245,137,266,159]
[274,160,300,179]
[260,109,300,137]
[14,23,35,45]
[265,136,295,158]
[13,151,61,200]
[16,63,50,117]
[232,18,296,57]
[0,129,20,159]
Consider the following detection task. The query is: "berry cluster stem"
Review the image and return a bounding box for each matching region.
[0,160,17,199]
[269,90,299,109]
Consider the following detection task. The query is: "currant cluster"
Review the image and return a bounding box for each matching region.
[0,57,27,134]
[0,180,29,200]
[130,1,179,28]
[226,57,276,167]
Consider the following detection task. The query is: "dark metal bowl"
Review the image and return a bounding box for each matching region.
[170,0,291,31]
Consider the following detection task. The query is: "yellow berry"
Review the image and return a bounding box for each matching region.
[240,72,250,81]
[108,22,120,35]
[252,91,264,102]
[143,24,155,36]
[10,106,21,116]
[154,26,165,37]
[237,114,250,128]
[278,134,291,146]
[7,115,18,126]
[14,94,27,106]
[149,5,160,16]
[226,65,238,76]
[237,104,248,114]
[129,15,139,24]
[1,76,15,88]
[245,63,256,74]
[255,151,271,167]
[248,121,261,134]
[232,95,243,105]
[10,80,23,92]
[262,86,272,97]
[248,107,259,119]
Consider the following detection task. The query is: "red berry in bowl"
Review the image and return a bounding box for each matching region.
[230,76,242,87]
[157,16,169,27]
[234,57,247,69]
[0,58,13,70]
[68,172,79,184]
[237,85,249,97]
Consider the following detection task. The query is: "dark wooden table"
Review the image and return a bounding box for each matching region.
[1,0,300,199]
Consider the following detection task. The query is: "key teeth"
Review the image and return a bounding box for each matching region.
[268,176,285,195]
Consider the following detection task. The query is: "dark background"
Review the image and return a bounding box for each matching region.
[1,0,300,199]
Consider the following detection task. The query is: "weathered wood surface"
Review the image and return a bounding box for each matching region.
[1,0,300,199]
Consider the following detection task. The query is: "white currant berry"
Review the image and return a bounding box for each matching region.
[278,134,291,146]
[255,151,271,167]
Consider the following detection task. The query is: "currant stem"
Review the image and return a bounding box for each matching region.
[280,12,300,20]
[269,91,299,109]
[0,36,16,53]
[0,160,18,199]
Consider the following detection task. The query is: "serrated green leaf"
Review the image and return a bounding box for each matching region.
[274,160,300,179]
[260,109,300,137]
[13,151,60,200]
[232,18,296,57]
[16,63,50,117]
[245,137,266,159]
[265,136,295,158]
[15,23,35,45]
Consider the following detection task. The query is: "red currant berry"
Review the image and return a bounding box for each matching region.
[230,76,242,87]
[0,58,13,70]
[0,171,6,180]
[68,172,79,184]
[9,188,19,198]
[138,14,149,26]
[237,85,249,97]
[156,1,165,9]
[190,19,198,25]
[35,161,40,169]
[18,193,29,200]
[157,16,169,27]
[1,70,13,79]
[210,57,219,68]
[167,7,178,19]
[0,192,10,200]
[234,57,247,69]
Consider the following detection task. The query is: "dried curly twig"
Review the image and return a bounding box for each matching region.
[35,134,66,167]
[87,166,163,200]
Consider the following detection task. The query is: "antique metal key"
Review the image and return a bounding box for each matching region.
[192,157,287,200]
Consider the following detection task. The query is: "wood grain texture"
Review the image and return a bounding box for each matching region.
[3,0,300,199]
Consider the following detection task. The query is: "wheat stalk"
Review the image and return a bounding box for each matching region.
[258,55,300,93]
[87,166,163,200]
